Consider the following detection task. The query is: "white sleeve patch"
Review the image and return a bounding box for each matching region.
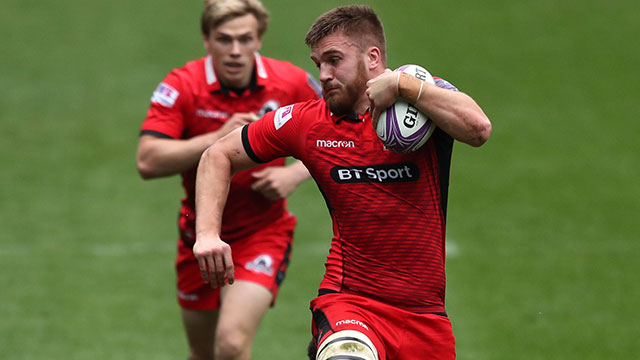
[151,82,180,107]
[274,104,294,130]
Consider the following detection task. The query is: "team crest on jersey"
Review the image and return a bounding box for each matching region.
[245,254,274,275]
[274,104,294,130]
[258,100,280,117]
[151,82,179,108]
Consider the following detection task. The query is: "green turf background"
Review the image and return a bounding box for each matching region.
[2,0,639,358]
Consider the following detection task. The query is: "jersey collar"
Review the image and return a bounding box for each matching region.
[204,52,269,95]
[330,108,370,124]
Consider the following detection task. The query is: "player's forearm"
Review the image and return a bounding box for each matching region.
[286,160,312,186]
[398,73,492,147]
[195,145,232,239]
[136,133,220,179]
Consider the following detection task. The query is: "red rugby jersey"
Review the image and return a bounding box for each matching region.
[242,79,457,313]
[141,54,321,244]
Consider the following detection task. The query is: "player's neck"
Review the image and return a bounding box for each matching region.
[219,69,258,96]
[353,95,371,115]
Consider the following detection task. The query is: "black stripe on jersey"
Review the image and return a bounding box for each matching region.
[318,288,340,296]
[241,124,267,164]
[433,77,457,222]
[326,356,369,360]
[139,130,174,139]
[433,128,454,221]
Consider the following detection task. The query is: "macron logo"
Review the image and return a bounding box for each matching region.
[335,319,369,331]
[316,139,355,148]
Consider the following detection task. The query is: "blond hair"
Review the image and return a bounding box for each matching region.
[201,0,269,37]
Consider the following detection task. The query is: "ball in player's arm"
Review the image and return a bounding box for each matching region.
[195,5,491,360]
[367,69,489,147]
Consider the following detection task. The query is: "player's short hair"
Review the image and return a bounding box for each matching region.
[201,0,269,38]
[305,5,386,65]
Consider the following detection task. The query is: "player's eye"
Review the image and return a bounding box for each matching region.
[216,36,232,45]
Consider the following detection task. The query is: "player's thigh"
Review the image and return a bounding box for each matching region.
[217,280,273,336]
[181,308,219,353]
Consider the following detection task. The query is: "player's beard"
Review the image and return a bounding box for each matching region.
[324,60,369,115]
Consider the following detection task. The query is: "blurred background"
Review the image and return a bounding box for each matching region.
[1,0,639,358]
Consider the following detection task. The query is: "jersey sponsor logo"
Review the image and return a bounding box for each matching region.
[177,291,199,302]
[274,104,293,130]
[335,319,369,331]
[195,109,230,119]
[330,162,420,183]
[316,139,356,148]
[245,254,274,275]
[151,82,179,107]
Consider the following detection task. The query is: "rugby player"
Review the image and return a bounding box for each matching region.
[136,1,320,359]
[193,5,491,359]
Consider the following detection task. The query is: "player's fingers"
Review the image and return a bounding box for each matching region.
[251,168,268,178]
[213,253,226,288]
[223,251,235,285]
[251,177,269,191]
[371,107,380,129]
[196,256,210,284]
[205,255,218,289]
[238,113,257,122]
[257,188,278,201]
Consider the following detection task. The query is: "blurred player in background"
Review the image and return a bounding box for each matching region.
[136,0,320,359]
[192,4,491,360]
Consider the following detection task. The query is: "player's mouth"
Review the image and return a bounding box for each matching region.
[223,62,244,74]
[323,86,340,97]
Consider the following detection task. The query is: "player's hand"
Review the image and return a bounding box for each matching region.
[251,166,298,201]
[366,69,398,129]
[192,234,235,288]
[217,112,257,138]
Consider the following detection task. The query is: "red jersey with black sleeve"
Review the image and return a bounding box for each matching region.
[242,78,457,313]
[140,54,321,244]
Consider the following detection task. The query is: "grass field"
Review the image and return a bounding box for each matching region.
[2,0,639,359]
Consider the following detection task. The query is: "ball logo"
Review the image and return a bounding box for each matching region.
[413,67,429,81]
[375,64,436,153]
[403,105,420,129]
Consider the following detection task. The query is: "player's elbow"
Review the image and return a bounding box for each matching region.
[136,157,157,179]
[465,114,492,147]
[199,144,222,170]
[136,152,168,180]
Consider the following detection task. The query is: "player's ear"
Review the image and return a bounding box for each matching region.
[366,46,383,72]
[202,33,211,53]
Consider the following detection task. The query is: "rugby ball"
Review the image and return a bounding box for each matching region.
[376,64,436,153]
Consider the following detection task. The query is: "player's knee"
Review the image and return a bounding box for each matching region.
[315,330,379,360]
[214,330,249,360]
